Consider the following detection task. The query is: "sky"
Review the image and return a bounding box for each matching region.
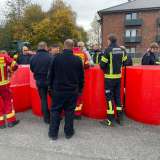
[0,0,128,30]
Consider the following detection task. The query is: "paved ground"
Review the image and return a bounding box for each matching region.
[0,111,160,160]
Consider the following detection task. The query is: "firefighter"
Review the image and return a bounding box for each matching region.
[92,44,102,65]
[100,33,127,126]
[73,41,89,120]
[0,51,19,129]
[142,42,160,65]
[48,39,84,140]
[30,42,52,124]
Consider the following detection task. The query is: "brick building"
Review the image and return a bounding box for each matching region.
[98,0,160,57]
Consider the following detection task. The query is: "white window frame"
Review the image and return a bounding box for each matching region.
[126,13,137,20]
[125,29,138,37]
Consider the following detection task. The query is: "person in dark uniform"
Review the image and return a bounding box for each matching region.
[17,46,32,64]
[30,42,52,124]
[48,39,84,140]
[100,33,127,126]
[142,42,160,65]
[49,44,60,58]
[92,44,102,65]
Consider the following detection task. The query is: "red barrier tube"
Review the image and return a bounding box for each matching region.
[10,65,31,112]
[125,66,160,125]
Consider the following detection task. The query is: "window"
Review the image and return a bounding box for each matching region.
[126,47,136,58]
[125,29,137,37]
[126,13,137,20]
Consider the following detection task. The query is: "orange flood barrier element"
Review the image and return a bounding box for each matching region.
[125,66,160,125]
[10,65,31,112]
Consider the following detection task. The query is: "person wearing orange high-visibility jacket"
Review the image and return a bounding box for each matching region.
[0,51,19,129]
[73,42,90,119]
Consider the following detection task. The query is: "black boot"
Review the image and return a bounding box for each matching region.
[65,130,75,139]
[48,132,58,141]
[74,115,82,120]
[0,124,6,129]
[44,118,50,124]
[100,119,113,127]
[116,111,123,125]
[8,120,20,128]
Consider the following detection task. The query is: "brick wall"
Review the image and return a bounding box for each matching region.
[101,10,160,56]
[102,13,125,48]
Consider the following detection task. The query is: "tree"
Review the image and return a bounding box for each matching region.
[6,0,31,20]
[24,0,87,46]
[1,0,87,49]
[88,14,101,46]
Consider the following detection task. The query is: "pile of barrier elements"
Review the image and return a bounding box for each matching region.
[0,65,160,125]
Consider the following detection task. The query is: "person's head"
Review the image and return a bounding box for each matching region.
[107,33,117,46]
[150,42,159,53]
[77,41,85,51]
[50,44,60,55]
[64,39,74,50]
[93,44,99,51]
[38,41,48,51]
[22,46,29,55]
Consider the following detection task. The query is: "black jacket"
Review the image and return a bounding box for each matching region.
[100,42,127,79]
[17,54,32,65]
[30,49,52,87]
[141,52,160,65]
[48,49,84,94]
[92,50,102,64]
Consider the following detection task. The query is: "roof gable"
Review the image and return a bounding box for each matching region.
[98,0,160,15]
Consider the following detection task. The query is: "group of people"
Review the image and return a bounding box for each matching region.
[0,33,160,141]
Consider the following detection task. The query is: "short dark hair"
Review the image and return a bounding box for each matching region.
[51,44,60,48]
[108,33,117,43]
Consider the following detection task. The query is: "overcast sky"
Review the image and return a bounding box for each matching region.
[0,0,128,30]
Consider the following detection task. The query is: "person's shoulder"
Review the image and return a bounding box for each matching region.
[104,47,112,55]
[73,54,82,63]
[53,53,63,61]
[143,52,150,57]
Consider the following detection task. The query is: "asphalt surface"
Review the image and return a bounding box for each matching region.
[0,111,160,160]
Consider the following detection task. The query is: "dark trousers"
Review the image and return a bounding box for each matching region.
[37,86,50,121]
[49,92,78,137]
[105,78,122,119]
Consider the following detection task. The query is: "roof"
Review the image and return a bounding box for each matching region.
[98,0,160,16]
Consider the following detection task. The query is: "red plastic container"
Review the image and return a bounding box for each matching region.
[125,66,160,125]
[10,65,31,112]
[82,65,106,119]
[0,97,3,108]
